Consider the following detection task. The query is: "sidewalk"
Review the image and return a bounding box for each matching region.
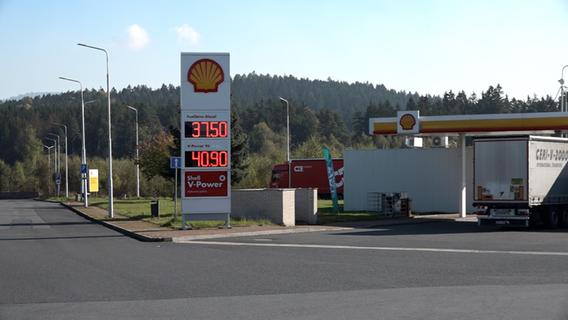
[61,201,351,242]
[60,201,475,242]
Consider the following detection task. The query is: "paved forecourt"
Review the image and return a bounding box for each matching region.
[1,200,567,320]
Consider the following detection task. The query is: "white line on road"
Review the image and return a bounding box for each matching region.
[183,241,568,257]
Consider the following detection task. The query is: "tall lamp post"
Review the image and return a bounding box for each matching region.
[53,123,69,199]
[59,76,88,207]
[126,105,140,198]
[78,42,114,218]
[559,65,568,113]
[278,97,291,188]
[46,134,60,196]
[45,137,58,196]
[43,145,54,195]
[46,133,60,185]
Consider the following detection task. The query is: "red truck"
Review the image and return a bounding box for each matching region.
[270,159,344,197]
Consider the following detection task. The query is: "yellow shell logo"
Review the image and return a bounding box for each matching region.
[399,114,416,130]
[187,59,224,93]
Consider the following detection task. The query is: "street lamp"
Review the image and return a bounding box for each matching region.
[59,76,88,207]
[278,97,291,188]
[126,105,140,198]
[78,42,114,218]
[53,123,69,199]
[46,133,60,175]
[45,137,58,196]
[559,65,568,113]
[43,145,54,195]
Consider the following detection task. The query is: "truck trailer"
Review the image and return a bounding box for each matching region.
[474,135,568,228]
[270,159,344,197]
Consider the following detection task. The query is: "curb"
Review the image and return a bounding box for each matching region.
[58,202,168,242]
[173,226,353,242]
[49,200,477,243]
[325,218,445,229]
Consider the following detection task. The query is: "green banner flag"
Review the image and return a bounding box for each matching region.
[323,146,339,214]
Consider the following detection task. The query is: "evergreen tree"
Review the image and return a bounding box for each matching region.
[231,111,249,184]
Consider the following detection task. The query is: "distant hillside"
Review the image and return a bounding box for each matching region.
[1,73,557,166]
[232,73,416,120]
[6,92,55,101]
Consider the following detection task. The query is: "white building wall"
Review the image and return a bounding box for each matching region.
[232,189,295,226]
[344,147,474,213]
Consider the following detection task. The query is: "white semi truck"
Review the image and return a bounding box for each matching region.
[474,135,568,228]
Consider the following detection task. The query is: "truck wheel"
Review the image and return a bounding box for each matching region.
[546,208,560,229]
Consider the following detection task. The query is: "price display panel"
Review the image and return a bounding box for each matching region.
[185,150,229,168]
[185,121,229,138]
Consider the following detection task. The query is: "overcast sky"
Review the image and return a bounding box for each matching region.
[1,0,568,100]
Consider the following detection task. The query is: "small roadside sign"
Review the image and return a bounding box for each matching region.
[55,174,61,185]
[170,156,182,169]
[88,169,99,193]
[80,164,88,175]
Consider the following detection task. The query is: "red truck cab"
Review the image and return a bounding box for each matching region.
[270,159,344,197]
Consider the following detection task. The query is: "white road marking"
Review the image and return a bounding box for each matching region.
[183,240,568,257]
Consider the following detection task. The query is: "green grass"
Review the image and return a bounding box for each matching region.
[317,199,389,224]
[52,196,394,228]
[71,196,274,229]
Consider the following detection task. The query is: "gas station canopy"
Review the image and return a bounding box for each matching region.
[367,110,568,219]
[369,111,568,136]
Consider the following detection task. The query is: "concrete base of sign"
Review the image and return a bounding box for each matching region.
[294,188,318,224]
[232,189,296,226]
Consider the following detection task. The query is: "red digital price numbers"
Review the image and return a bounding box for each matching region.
[185,151,229,168]
[185,121,228,138]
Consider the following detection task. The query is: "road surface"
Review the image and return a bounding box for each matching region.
[1,199,567,319]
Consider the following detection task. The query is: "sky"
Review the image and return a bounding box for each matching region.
[1,0,568,101]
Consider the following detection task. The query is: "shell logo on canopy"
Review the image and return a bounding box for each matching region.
[187,58,224,93]
[396,110,420,134]
[399,114,416,130]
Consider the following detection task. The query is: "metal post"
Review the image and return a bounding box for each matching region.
[460,133,467,218]
[560,66,568,137]
[78,43,113,218]
[279,97,291,188]
[561,65,568,113]
[54,123,69,199]
[174,167,178,220]
[59,77,88,207]
[127,106,140,198]
[47,133,60,197]
[44,145,54,195]
[561,83,564,113]
[45,137,58,196]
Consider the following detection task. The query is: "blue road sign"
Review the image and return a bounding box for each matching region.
[170,156,182,169]
[55,174,61,185]
[80,164,88,174]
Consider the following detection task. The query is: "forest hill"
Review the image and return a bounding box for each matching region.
[0,74,559,193]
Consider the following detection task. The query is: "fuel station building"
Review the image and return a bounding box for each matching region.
[344,111,568,216]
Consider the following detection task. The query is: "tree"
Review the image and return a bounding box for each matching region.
[248,122,283,154]
[138,131,174,181]
[475,84,510,114]
[0,160,10,192]
[231,111,249,184]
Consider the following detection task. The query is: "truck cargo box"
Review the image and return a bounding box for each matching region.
[473,136,568,208]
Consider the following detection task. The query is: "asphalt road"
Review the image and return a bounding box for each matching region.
[1,199,567,320]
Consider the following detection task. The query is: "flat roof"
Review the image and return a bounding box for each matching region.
[369,111,568,136]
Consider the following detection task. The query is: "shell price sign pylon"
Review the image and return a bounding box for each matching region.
[180,53,231,227]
